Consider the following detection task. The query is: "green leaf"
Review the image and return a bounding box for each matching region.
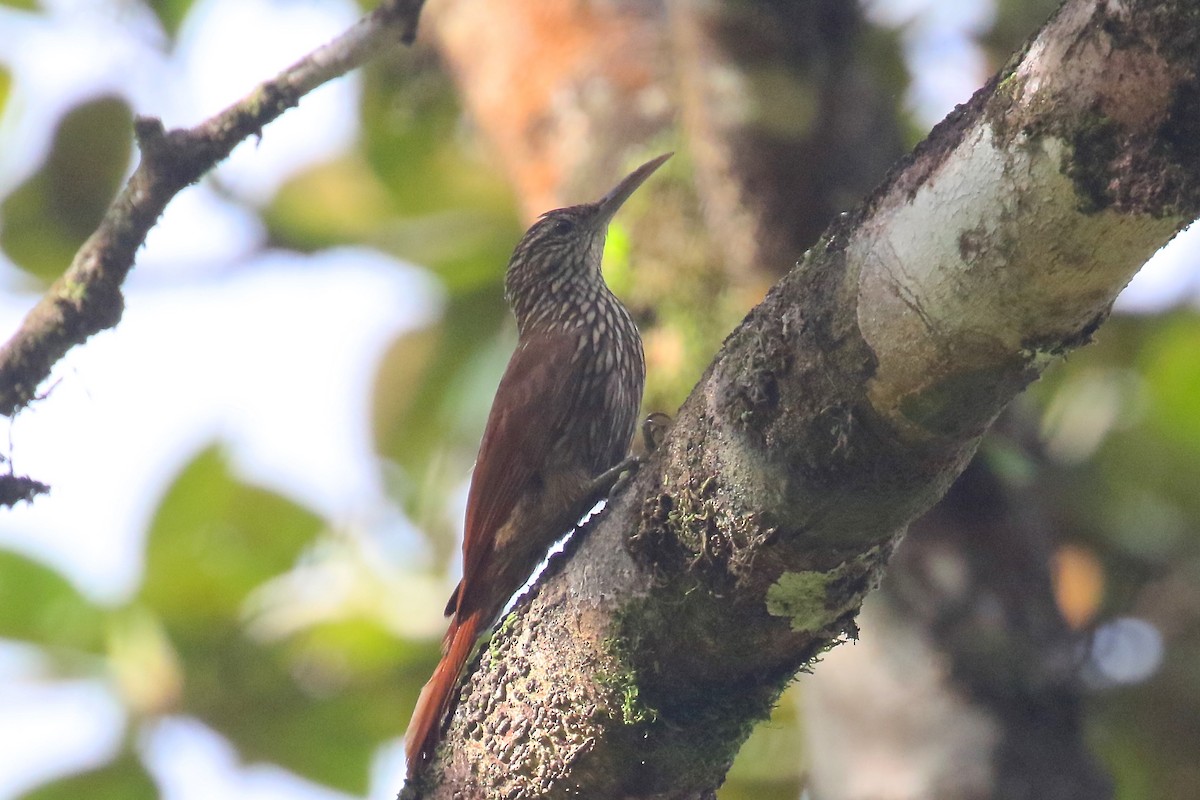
[263,155,398,251]
[140,445,322,629]
[266,49,522,281]
[139,446,414,791]
[1,95,132,282]
[1140,313,1200,452]
[0,0,39,10]
[0,65,11,118]
[358,56,470,210]
[719,687,805,800]
[356,52,520,291]
[19,753,157,800]
[144,0,197,38]
[178,618,418,793]
[0,549,104,654]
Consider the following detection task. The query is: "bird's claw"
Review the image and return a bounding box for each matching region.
[606,454,645,498]
[590,453,644,501]
[588,414,672,504]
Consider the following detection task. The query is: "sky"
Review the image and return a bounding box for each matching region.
[0,0,1195,798]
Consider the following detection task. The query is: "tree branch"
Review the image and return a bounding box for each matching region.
[0,0,426,419]
[403,1,1200,796]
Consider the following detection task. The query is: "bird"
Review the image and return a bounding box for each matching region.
[404,152,671,776]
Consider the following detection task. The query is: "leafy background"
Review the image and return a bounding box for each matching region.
[0,0,1198,799]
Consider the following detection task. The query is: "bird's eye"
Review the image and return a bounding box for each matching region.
[552,218,575,235]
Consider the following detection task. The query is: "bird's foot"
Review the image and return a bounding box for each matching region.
[590,454,644,501]
[587,414,673,504]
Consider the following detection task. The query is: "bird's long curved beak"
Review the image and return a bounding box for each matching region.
[593,152,672,227]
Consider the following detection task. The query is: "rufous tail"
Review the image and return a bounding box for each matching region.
[405,610,482,778]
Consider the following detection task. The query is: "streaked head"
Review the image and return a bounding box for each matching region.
[505,153,671,324]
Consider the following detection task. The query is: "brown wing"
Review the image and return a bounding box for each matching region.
[452,330,579,619]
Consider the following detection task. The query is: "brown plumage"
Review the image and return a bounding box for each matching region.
[404,153,671,776]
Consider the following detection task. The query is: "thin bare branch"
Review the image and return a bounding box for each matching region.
[0,0,426,418]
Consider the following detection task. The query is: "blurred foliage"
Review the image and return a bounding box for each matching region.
[267,50,519,292]
[720,687,806,800]
[144,0,196,38]
[980,0,1064,65]
[134,446,418,793]
[0,550,105,657]
[141,446,321,624]
[0,0,38,10]
[1,444,431,797]
[1,95,132,283]
[1027,312,1200,799]
[0,66,10,118]
[20,754,158,800]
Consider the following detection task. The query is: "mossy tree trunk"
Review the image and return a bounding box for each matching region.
[403,1,1200,797]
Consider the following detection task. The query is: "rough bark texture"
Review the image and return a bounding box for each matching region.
[402,1,1200,796]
